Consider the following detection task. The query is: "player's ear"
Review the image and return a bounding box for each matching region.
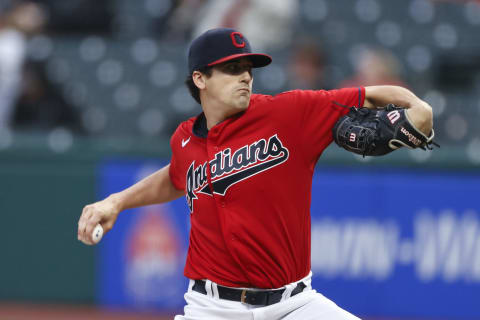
[192,71,206,90]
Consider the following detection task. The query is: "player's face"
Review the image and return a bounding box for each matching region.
[206,58,253,111]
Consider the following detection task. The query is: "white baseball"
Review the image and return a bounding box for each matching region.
[92,224,104,244]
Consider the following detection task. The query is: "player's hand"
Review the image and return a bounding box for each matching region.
[77,195,120,245]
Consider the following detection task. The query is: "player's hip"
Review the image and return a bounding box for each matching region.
[175,272,361,320]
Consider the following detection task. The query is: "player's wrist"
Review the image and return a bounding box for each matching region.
[106,193,123,214]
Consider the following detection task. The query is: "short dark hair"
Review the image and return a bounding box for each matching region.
[185,66,213,104]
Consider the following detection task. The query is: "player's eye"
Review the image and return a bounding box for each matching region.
[221,63,252,75]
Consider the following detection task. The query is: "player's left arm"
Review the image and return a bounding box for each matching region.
[363,85,432,136]
[332,85,437,156]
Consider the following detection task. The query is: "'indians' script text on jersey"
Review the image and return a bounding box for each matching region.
[186,134,289,212]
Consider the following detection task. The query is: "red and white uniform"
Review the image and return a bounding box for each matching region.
[169,88,365,289]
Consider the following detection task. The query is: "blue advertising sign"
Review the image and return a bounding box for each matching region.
[97,160,480,319]
[310,167,480,319]
[97,160,190,310]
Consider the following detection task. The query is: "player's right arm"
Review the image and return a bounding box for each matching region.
[77,164,184,245]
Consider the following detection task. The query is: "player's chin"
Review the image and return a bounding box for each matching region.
[234,95,250,109]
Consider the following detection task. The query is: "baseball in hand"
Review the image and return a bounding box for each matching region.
[92,224,104,244]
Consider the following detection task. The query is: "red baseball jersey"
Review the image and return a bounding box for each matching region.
[169,88,365,288]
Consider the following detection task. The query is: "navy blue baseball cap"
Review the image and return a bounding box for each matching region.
[188,28,272,75]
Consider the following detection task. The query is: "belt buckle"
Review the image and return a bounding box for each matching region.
[240,289,247,303]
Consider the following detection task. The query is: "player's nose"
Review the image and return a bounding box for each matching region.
[239,69,252,83]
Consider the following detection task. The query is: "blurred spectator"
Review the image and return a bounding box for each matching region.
[0,1,45,129]
[340,47,408,88]
[191,0,299,51]
[161,0,207,42]
[287,39,328,90]
[12,61,83,133]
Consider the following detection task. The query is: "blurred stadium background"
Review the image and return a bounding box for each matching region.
[0,0,479,319]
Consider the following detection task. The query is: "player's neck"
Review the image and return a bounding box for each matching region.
[202,102,246,130]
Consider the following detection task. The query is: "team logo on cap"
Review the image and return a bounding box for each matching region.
[185,134,289,213]
[230,32,246,48]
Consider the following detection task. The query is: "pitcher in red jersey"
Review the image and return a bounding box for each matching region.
[78,28,433,320]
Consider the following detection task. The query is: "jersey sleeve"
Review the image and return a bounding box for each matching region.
[168,127,185,191]
[289,87,365,164]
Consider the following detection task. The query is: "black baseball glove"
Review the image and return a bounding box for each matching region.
[332,104,438,157]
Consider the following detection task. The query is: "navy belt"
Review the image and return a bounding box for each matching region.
[192,280,307,306]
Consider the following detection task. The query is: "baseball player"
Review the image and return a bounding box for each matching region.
[78,28,435,319]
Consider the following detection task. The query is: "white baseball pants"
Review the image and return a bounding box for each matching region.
[174,273,361,320]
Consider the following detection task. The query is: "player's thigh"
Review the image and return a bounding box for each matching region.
[283,292,361,320]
